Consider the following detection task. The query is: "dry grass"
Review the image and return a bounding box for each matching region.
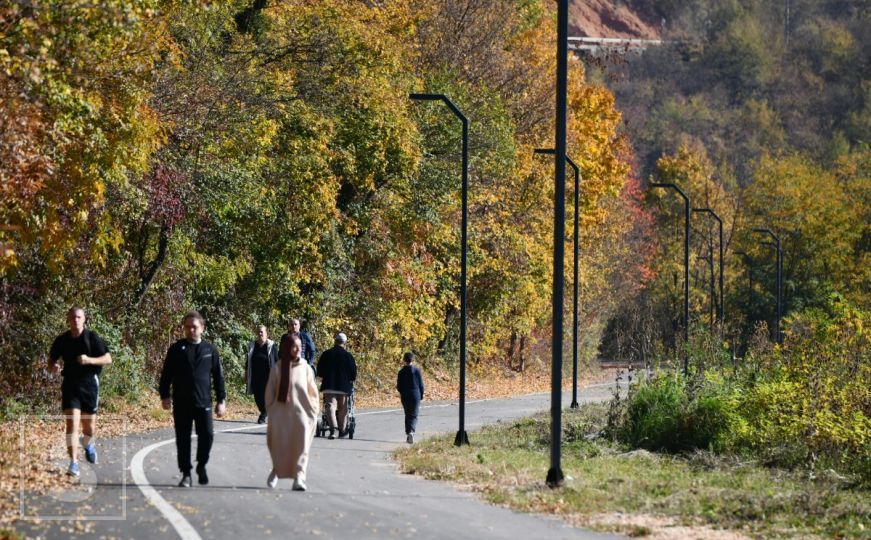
[395,406,871,539]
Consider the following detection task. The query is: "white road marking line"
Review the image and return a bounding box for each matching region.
[131,439,201,540]
[132,382,614,539]
[131,423,267,540]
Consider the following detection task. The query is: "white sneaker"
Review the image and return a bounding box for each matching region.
[267,471,277,489]
[292,478,307,491]
[406,433,414,444]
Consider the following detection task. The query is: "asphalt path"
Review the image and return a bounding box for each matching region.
[15,383,623,539]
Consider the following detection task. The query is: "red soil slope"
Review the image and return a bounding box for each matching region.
[569,0,661,39]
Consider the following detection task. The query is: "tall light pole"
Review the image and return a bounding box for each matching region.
[545,0,569,489]
[753,228,782,344]
[692,208,724,326]
[535,148,581,409]
[650,182,690,376]
[409,93,469,446]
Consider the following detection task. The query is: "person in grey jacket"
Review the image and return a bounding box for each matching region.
[246,325,278,424]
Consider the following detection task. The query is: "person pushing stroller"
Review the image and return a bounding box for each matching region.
[316,333,356,439]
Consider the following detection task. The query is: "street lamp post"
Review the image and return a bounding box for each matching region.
[409,92,470,446]
[535,148,581,410]
[692,208,724,326]
[544,0,570,489]
[753,228,782,344]
[650,183,691,375]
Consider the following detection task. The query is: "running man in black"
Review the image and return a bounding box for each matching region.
[48,306,112,477]
[159,311,226,487]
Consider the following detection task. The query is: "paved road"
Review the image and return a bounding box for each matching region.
[14,384,623,539]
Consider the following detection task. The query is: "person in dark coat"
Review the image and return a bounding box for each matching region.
[245,325,278,424]
[315,332,356,439]
[280,318,316,368]
[159,311,226,487]
[396,352,425,444]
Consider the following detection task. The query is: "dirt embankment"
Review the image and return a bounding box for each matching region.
[569,0,661,39]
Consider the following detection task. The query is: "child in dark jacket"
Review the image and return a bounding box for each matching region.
[396,352,424,443]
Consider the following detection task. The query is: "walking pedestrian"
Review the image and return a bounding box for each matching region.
[245,325,277,424]
[48,306,113,477]
[265,333,319,491]
[159,311,226,487]
[396,352,424,444]
[281,318,316,368]
[316,332,356,439]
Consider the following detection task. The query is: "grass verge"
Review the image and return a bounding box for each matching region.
[394,404,870,539]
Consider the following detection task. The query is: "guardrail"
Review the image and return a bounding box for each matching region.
[568,37,665,52]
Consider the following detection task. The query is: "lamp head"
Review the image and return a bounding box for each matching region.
[409,93,442,101]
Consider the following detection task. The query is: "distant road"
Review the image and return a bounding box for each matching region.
[568,36,665,53]
[15,385,623,539]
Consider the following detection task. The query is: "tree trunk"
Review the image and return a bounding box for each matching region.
[133,223,169,307]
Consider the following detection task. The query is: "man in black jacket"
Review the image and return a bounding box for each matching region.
[316,332,356,439]
[159,311,226,487]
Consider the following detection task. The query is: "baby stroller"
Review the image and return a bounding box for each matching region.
[316,388,356,439]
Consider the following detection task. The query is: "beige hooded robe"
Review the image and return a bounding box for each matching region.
[265,357,319,480]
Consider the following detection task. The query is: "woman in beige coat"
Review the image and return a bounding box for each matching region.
[265,333,319,491]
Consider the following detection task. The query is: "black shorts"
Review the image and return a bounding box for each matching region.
[61,375,100,414]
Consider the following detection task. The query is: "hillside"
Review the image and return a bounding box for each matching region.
[568,0,660,39]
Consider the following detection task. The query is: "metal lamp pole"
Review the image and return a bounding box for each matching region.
[692,208,724,326]
[535,148,581,409]
[544,0,569,488]
[650,183,691,375]
[409,92,470,446]
[753,228,782,344]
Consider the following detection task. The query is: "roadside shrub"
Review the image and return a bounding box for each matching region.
[617,370,738,452]
[619,372,687,451]
[616,295,870,483]
[87,313,151,405]
[726,297,870,479]
[207,317,252,401]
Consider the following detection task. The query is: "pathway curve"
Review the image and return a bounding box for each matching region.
[15,384,623,540]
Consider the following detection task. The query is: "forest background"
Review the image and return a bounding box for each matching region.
[0,0,868,420]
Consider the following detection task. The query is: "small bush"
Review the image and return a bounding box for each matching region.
[617,372,737,453]
[620,373,687,451]
[87,313,151,404]
[612,296,870,483]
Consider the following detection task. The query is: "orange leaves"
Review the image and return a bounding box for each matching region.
[0,73,54,273]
